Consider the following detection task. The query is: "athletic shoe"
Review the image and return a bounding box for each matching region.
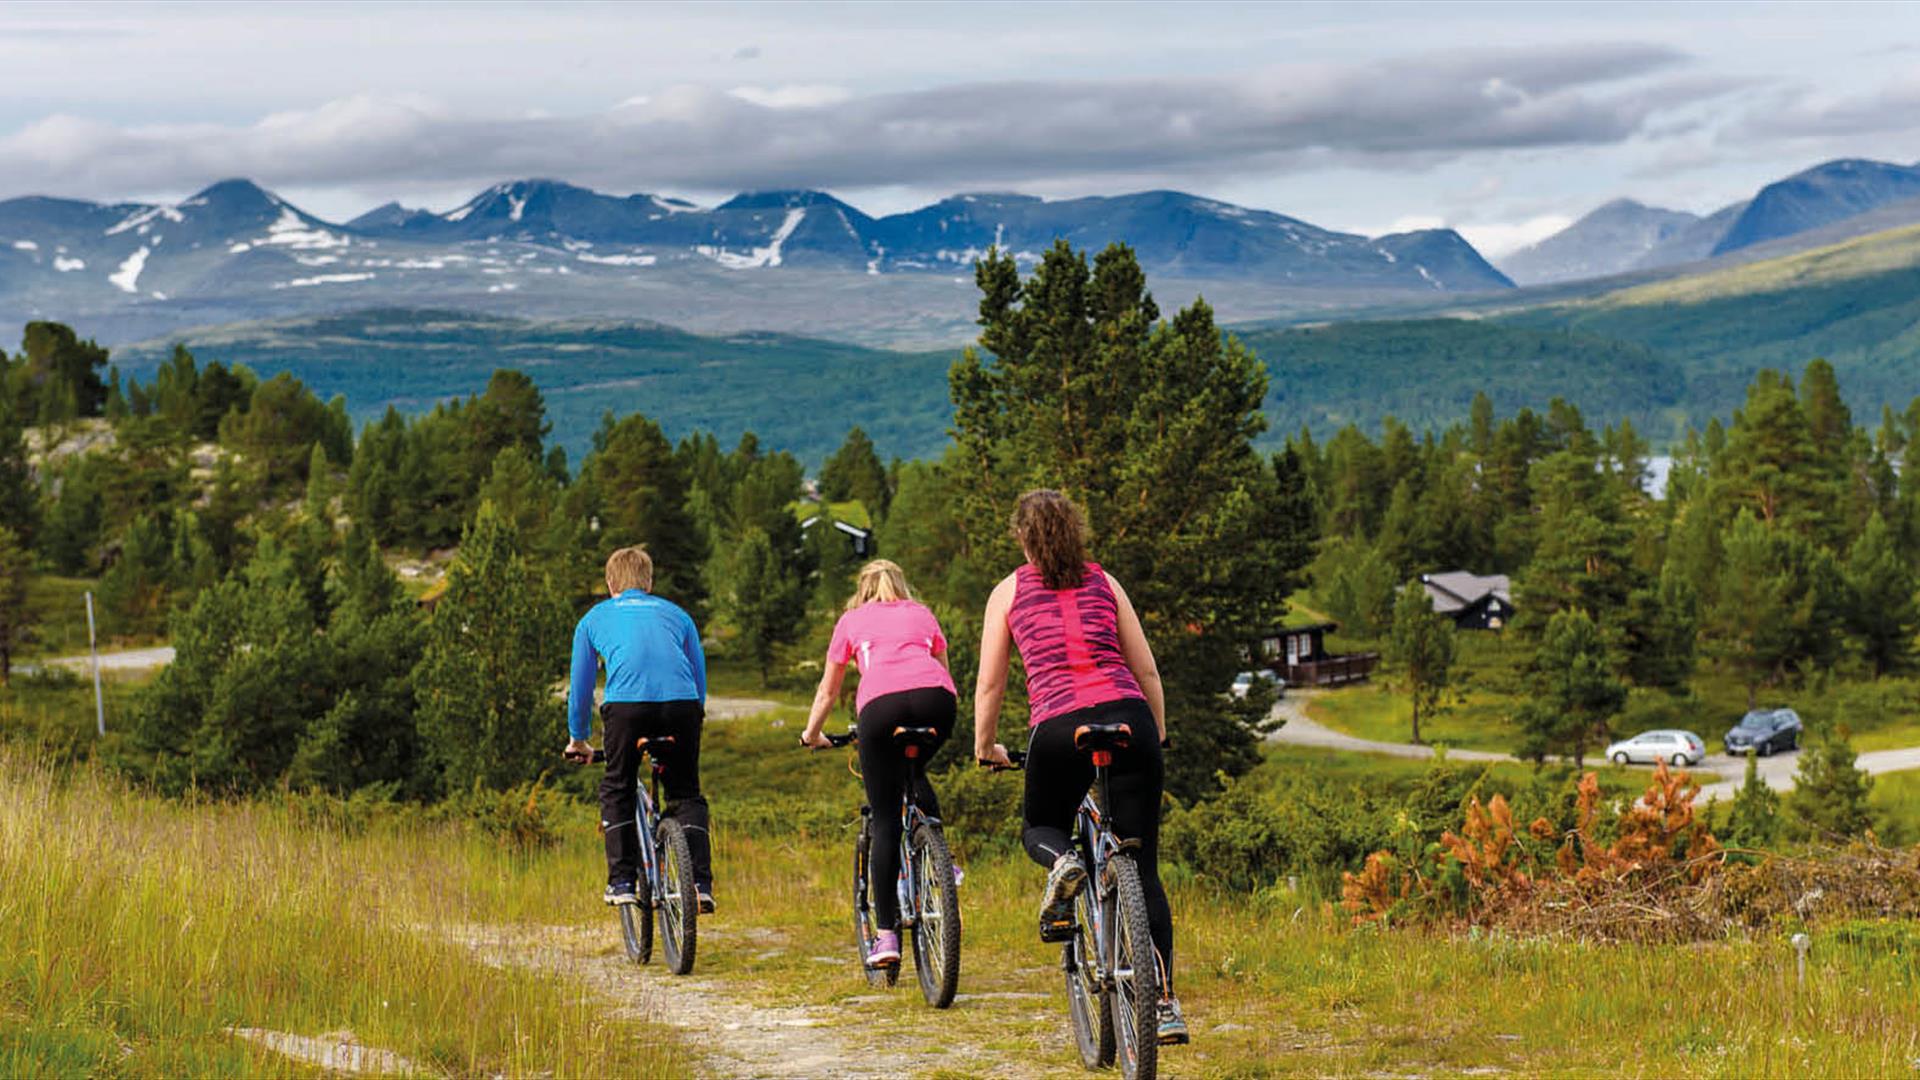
[1157,997,1191,1046]
[604,880,638,906]
[696,885,716,914]
[866,929,902,968]
[1038,852,1087,942]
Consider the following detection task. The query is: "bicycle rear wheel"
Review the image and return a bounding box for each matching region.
[907,822,961,1008]
[656,819,699,976]
[618,876,653,965]
[1108,856,1160,1080]
[1064,873,1114,1068]
[852,813,898,988]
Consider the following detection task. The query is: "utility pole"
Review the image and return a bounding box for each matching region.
[85,590,104,736]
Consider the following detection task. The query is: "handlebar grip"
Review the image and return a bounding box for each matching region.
[563,749,607,764]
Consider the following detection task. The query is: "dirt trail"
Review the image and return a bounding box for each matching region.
[428,921,1034,1079]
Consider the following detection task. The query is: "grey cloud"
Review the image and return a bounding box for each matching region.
[0,43,1725,203]
[1738,79,1920,140]
[733,45,761,61]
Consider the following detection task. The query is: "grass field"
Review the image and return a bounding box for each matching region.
[5,683,1919,1076]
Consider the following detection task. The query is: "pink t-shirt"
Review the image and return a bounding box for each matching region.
[829,600,957,713]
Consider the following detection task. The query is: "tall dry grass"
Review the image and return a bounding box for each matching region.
[0,749,687,1077]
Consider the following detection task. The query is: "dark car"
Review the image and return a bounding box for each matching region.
[1724,708,1803,757]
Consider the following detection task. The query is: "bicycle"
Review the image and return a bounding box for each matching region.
[988,722,1161,1080]
[817,727,963,1008]
[567,737,698,976]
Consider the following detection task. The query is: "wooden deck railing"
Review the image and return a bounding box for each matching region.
[1284,653,1380,687]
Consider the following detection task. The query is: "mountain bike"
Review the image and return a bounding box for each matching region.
[988,722,1161,1080]
[818,727,963,1008]
[568,738,699,975]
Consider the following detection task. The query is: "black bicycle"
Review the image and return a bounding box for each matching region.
[989,723,1161,1080]
[568,738,698,975]
[818,727,963,1008]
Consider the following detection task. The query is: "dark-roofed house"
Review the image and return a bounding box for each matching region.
[1421,572,1513,630]
[1257,622,1379,687]
[800,515,873,558]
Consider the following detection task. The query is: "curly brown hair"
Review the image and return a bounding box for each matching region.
[1010,489,1090,590]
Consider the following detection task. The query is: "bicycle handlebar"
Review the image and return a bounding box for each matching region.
[979,749,1027,771]
[563,748,608,764]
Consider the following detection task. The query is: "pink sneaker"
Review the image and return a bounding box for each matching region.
[866,929,902,968]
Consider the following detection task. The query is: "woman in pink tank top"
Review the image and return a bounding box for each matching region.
[801,559,956,970]
[972,490,1187,1044]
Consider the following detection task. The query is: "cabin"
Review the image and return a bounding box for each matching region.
[1421,572,1513,630]
[799,515,874,558]
[1257,622,1379,687]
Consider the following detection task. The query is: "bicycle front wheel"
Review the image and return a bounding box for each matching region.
[907,822,961,1008]
[1108,855,1160,1080]
[1064,875,1114,1068]
[852,813,897,988]
[656,819,699,976]
[619,876,653,965]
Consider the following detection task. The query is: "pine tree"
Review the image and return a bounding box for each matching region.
[1726,751,1782,851]
[719,526,806,684]
[414,502,571,792]
[1515,607,1624,767]
[1844,511,1916,676]
[0,525,33,685]
[576,413,707,614]
[1789,724,1874,839]
[819,426,890,519]
[1386,581,1455,745]
[950,241,1310,798]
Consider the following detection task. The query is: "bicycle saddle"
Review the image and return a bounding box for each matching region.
[634,735,677,756]
[891,726,943,749]
[1072,723,1133,752]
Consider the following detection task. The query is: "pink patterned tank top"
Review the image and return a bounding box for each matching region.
[1007,561,1145,726]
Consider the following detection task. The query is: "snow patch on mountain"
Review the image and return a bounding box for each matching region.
[577,252,657,267]
[109,247,149,293]
[697,207,806,269]
[261,208,349,250]
[105,204,184,237]
[11,240,36,251]
[53,256,84,272]
[273,272,375,289]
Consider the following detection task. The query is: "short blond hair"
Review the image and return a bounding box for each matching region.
[846,559,914,611]
[605,546,654,593]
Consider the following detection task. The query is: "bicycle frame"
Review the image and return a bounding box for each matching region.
[582,738,673,908]
[1073,751,1133,991]
[829,729,941,928]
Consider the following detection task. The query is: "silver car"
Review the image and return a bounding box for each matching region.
[1604,729,1705,767]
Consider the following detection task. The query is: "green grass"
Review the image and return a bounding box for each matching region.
[4,678,1914,1075]
[0,750,690,1078]
[1307,682,1523,754]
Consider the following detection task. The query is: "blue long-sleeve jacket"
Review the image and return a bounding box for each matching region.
[567,589,707,740]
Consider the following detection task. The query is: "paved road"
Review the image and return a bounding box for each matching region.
[20,645,176,676]
[1269,690,1920,798]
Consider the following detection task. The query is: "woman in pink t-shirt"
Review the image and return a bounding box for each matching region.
[801,559,957,968]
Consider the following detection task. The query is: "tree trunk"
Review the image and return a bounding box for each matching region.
[1410,692,1422,745]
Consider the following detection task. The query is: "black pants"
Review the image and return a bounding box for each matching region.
[600,700,712,891]
[858,687,956,930]
[1022,698,1173,989]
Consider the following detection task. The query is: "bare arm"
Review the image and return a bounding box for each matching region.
[1107,573,1167,743]
[802,659,849,747]
[972,574,1018,764]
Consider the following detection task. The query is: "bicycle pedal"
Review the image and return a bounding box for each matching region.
[1039,918,1077,943]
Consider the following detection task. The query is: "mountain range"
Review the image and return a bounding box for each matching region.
[0,178,1512,347]
[1499,158,1920,285]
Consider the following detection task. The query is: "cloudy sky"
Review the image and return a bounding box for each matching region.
[2,0,1917,256]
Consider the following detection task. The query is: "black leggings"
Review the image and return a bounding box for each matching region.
[600,700,712,890]
[1022,698,1173,989]
[857,686,956,930]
